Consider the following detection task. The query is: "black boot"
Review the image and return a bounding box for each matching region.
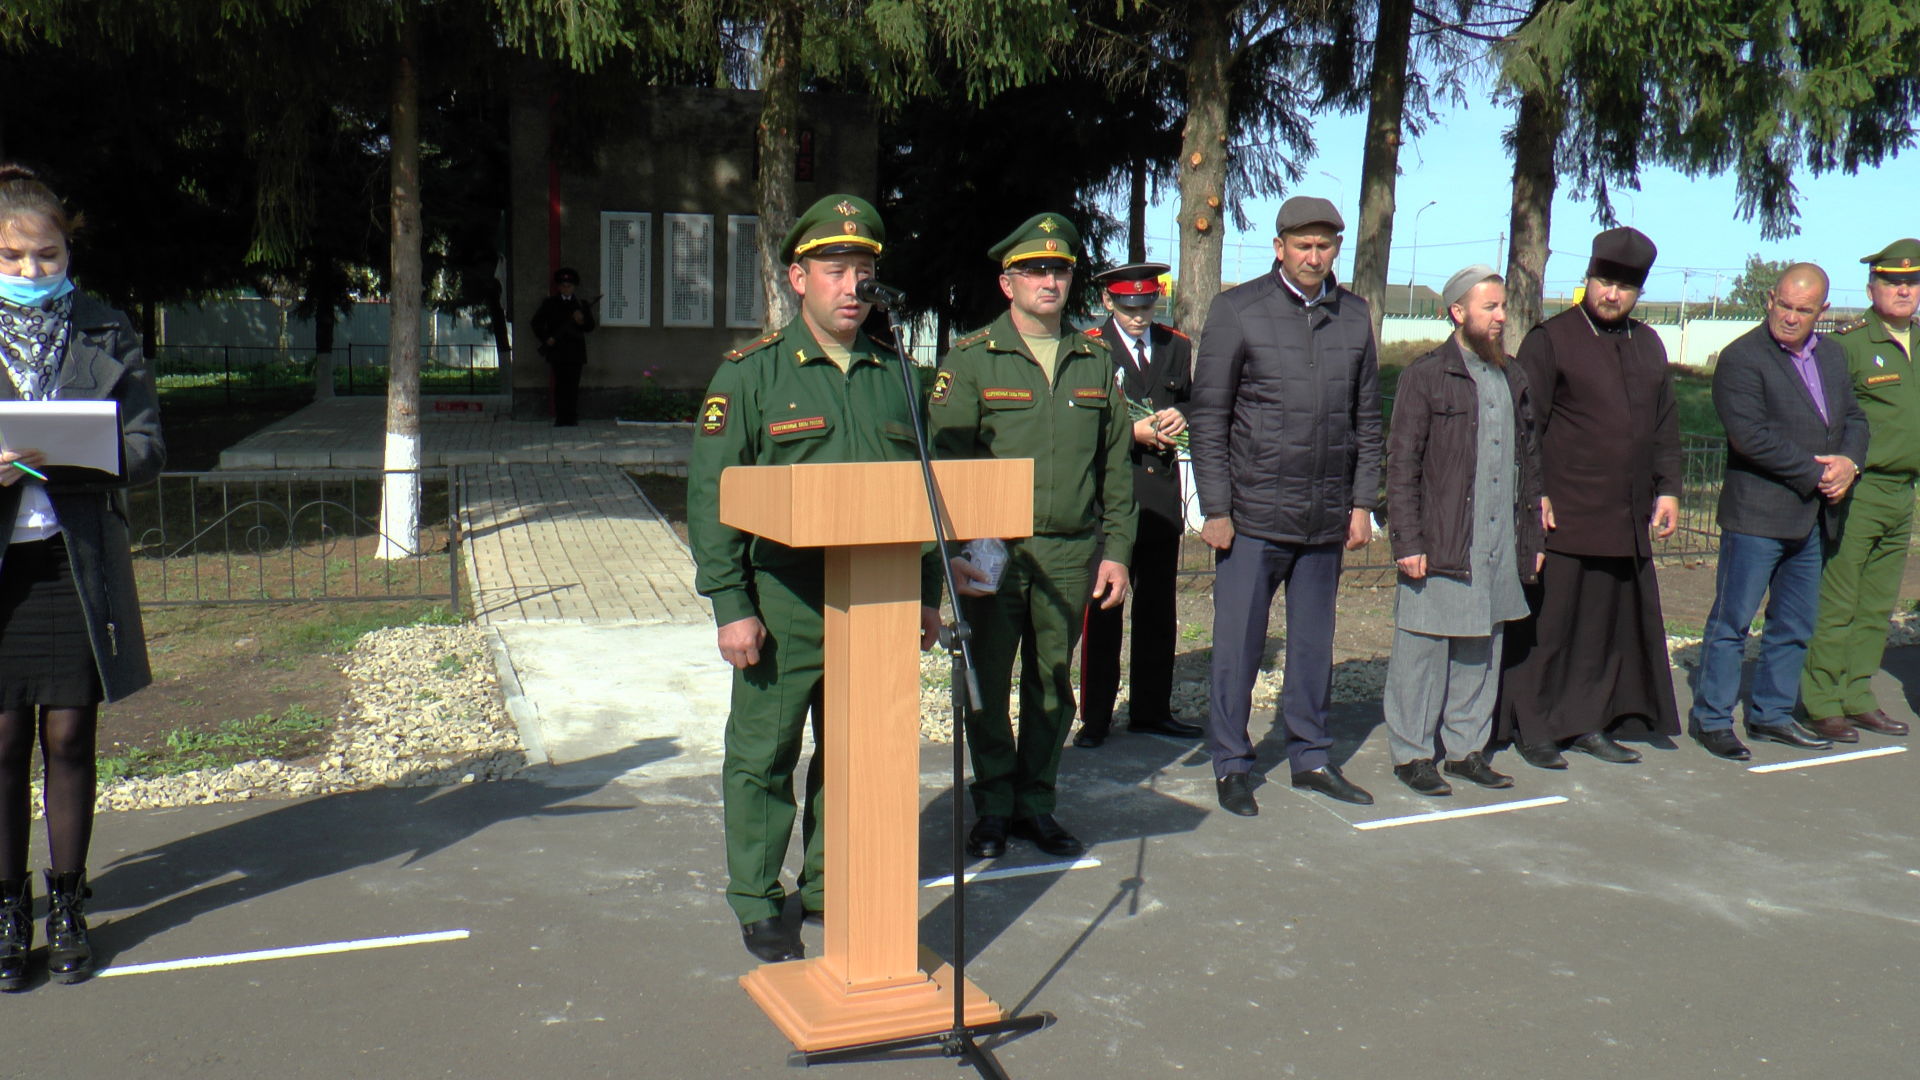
[44,870,92,984]
[0,878,29,992]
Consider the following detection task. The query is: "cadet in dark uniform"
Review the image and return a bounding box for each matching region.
[930,213,1136,860]
[529,267,596,426]
[687,195,942,964]
[1075,263,1204,747]
[1799,238,1920,741]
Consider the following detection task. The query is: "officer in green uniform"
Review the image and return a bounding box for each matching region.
[1799,238,1920,741]
[688,194,942,964]
[928,213,1136,861]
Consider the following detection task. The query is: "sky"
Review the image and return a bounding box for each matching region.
[1118,83,1911,312]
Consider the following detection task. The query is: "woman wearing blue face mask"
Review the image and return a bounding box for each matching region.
[0,164,164,990]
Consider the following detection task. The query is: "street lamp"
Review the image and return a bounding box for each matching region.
[1407,200,1438,317]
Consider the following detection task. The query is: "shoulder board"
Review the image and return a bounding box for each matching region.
[722,332,780,363]
[1160,324,1190,341]
[953,327,992,349]
[1083,326,1104,338]
[1079,327,1110,349]
[1835,318,1868,335]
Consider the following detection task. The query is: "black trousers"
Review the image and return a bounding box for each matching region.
[1079,510,1182,735]
[550,359,584,425]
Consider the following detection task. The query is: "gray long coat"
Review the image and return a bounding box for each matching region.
[0,293,165,702]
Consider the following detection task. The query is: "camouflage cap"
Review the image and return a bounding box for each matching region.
[782,194,884,263]
[989,212,1080,269]
[1862,238,1920,277]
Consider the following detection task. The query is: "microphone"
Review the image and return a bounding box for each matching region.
[855,279,907,309]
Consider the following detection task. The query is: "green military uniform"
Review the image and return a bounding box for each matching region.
[927,213,1137,820]
[1800,238,1920,720]
[687,195,937,927]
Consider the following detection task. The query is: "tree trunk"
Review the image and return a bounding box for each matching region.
[1128,155,1147,263]
[1174,0,1232,342]
[755,0,801,332]
[1502,84,1564,353]
[1351,0,1414,345]
[380,11,423,560]
[138,297,158,361]
[313,287,337,401]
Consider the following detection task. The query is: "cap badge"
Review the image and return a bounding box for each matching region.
[1045,239,1058,252]
[843,222,858,235]
[1037,218,1058,233]
[835,200,858,216]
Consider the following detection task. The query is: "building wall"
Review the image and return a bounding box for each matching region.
[508,71,878,418]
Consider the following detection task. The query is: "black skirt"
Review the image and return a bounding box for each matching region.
[0,535,104,710]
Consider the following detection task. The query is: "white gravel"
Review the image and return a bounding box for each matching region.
[70,624,525,815]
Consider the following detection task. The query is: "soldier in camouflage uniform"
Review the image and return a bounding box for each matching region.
[1799,238,1920,742]
[688,194,941,964]
[929,213,1136,862]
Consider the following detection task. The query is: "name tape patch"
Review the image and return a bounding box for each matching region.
[1866,373,1902,387]
[982,388,1033,402]
[768,416,827,436]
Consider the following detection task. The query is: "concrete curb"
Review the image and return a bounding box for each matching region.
[484,624,548,765]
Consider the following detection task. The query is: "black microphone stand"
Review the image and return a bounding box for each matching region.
[789,288,1054,1076]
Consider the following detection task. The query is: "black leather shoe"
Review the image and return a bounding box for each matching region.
[1693,728,1751,761]
[0,878,28,993]
[1516,739,1567,769]
[1746,721,1832,750]
[1569,731,1641,763]
[1393,758,1452,796]
[1129,716,1205,738]
[1444,751,1515,789]
[1215,772,1259,816]
[44,869,92,984]
[1291,763,1374,805]
[1012,814,1086,858]
[1072,727,1107,749]
[966,815,1009,859]
[741,917,802,964]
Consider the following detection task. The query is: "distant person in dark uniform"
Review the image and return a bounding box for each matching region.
[530,266,596,426]
[1498,227,1683,768]
[1075,262,1204,748]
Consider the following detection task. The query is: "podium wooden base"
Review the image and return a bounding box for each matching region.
[741,946,1007,1052]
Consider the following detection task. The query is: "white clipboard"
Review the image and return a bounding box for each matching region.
[0,400,122,474]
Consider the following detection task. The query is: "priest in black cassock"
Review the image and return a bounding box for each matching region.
[1497,227,1684,767]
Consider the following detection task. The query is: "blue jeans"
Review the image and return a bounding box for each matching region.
[1689,526,1824,732]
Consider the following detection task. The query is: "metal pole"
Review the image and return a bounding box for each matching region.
[1408,200,1437,317]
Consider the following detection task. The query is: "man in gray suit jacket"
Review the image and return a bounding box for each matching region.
[1690,263,1868,760]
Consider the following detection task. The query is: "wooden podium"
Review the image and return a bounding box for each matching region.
[719,458,1033,1052]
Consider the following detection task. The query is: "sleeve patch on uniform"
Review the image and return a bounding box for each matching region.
[1073,387,1108,400]
[768,416,827,436]
[1866,373,1902,386]
[931,369,954,405]
[700,393,731,435]
[982,387,1034,402]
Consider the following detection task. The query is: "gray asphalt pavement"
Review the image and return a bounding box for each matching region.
[5,651,1917,1079]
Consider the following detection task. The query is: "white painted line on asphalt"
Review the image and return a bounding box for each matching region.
[1353,796,1569,831]
[921,858,1102,889]
[1748,745,1907,774]
[96,929,471,978]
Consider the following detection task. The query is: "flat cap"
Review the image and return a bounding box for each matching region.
[782,194,885,263]
[1092,262,1170,308]
[1863,238,1920,277]
[990,213,1080,268]
[1587,226,1657,289]
[1275,196,1344,235]
[1441,264,1501,312]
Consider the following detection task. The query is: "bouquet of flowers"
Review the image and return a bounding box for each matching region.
[1127,396,1188,452]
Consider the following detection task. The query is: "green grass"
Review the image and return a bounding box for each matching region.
[272,604,458,655]
[99,705,331,782]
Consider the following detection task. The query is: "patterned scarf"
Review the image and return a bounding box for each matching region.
[0,293,73,401]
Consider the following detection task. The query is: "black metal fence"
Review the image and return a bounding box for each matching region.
[1175,432,1728,583]
[152,344,503,403]
[127,469,462,609]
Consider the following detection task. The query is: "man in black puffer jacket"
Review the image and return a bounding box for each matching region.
[1188,196,1384,815]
